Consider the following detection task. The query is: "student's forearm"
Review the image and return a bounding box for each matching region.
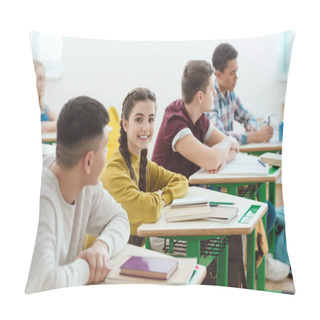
[209,138,233,167]
[41,121,57,133]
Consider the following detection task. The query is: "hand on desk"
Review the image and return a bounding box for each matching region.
[247,125,273,143]
[77,239,113,284]
[229,138,240,153]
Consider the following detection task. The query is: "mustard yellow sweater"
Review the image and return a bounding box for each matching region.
[100,149,189,235]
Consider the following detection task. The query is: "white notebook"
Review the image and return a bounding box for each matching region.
[206,205,239,223]
[217,153,269,176]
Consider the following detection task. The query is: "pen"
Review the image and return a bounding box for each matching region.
[268,116,270,126]
[209,201,235,206]
[258,159,266,167]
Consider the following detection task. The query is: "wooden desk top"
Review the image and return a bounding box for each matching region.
[239,141,282,153]
[42,131,57,143]
[137,186,267,238]
[189,166,281,184]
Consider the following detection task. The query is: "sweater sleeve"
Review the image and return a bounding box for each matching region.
[147,160,189,206]
[25,199,90,294]
[86,183,130,258]
[101,159,166,235]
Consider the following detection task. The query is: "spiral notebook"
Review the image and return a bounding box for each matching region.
[206,204,239,223]
[166,198,238,223]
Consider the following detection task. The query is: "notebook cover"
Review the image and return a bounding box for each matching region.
[119,256,178,279]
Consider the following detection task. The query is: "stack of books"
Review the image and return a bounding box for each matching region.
[166,197,239,223]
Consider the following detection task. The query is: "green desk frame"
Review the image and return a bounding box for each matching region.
[144,203,264,288]
[192,166,279,290]
[147,235,229,286]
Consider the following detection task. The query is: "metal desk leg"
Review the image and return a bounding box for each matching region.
[246,229,256,289]
[216,243,228,286]
[257,182,266,291]
[268,181,276,256]
[169,239,174,254]
[186,240,201,263]
[145,237,151,249]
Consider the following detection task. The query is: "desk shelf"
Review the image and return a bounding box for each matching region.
[162,236,229,260]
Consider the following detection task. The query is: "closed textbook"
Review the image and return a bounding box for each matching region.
[166,198,211,222]
[119,256,179,280]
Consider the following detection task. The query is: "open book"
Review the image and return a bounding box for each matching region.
[217,153,269,176]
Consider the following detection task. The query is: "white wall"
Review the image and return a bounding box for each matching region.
[41,32,293,154]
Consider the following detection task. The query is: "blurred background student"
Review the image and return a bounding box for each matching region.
[33,60,58,133]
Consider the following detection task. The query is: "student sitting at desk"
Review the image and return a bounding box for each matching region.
[100,88,188,248]
[152,60,239,178]
[34,60,58,133]
[207,43,273,144]
[25,96,130,294]
[152,60,246,287]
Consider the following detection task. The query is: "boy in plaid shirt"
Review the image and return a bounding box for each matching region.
[208,43,273,145]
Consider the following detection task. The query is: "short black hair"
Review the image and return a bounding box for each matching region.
[56,96,109,168]
[181,60,214,104]
[212,43,238,73]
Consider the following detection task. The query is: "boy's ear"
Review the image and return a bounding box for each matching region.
[83,150,94,175]
[195,90,204,104]
[215,69,222,79]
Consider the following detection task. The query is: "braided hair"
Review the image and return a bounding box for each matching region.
[118,88,156,192]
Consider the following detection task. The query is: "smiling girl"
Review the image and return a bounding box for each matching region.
[100,88,188,247]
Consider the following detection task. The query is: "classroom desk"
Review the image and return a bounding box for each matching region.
[104,243,206,285]
[42,131,57,143]
[42,143,56,155]
[188,165,281,290]
[239,141,282,155]
[137,186,268,289]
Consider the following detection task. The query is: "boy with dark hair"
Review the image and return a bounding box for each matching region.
[209,43,273,144]
[210,45,290,282]
[25,96,130,294]
[152,60,245,287]
[152,60,239,179]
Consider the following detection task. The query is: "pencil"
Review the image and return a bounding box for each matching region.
[209,201,235,206]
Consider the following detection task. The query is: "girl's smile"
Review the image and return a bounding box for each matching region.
[122,99,156,156]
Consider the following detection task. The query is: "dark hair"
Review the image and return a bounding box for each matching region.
[56,96,110,168]
[181,60,214,104]
[212,43,238,73]
[119,88,156,192]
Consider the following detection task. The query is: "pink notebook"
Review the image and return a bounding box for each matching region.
[119,256,179,280]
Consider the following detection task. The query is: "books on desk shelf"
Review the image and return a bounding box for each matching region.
[217,153,269,176]
[166,198,211,222]
[207,204,239,223]
[119,255,178,280]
